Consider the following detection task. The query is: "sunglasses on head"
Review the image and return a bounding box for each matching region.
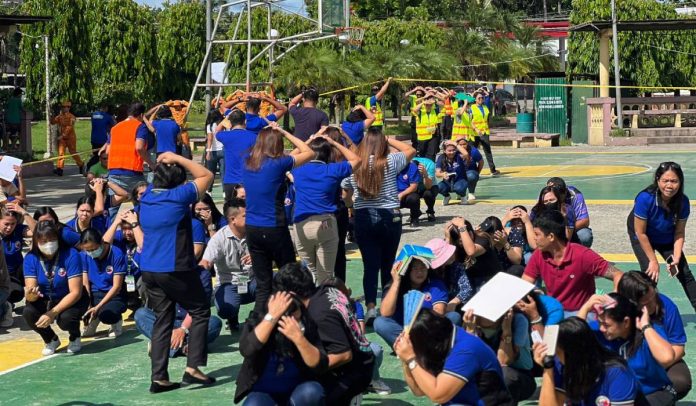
[659,162,681,170]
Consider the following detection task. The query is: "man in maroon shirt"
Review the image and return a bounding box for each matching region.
[522,210,622,317]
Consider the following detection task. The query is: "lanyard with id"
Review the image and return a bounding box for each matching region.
[40,258,59,305]
[125,246,137,293]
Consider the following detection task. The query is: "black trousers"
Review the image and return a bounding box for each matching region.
[320,354,375,406]
[416,135,439,161]
[400,192,422,220]
[628,215,696,311]
[419,185,438,215]
[223,183,242,204]
[334,206,349,282]
[668,359,692,400]
[502,366,536,402]
[409,116,418,151]
[141,270,211,381]
[85,142,105,170]
[246,225,296,313]
[470,135,497,172]
[23,290,89,343]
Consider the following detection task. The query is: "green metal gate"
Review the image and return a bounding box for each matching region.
[570,80,596,144]
[534,77,568,139]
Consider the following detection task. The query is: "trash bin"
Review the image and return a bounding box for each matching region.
[516,112,534,133]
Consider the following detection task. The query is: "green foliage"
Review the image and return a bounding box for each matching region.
[568,0,695,89]
[357,17,446,49]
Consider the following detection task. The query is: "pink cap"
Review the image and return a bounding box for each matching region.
[425,238,456,269]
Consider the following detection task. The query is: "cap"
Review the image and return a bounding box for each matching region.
[425,238,456,269]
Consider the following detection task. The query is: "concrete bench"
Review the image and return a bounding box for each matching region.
[490,134,534,148]
[623,109,696,128]
[534,133,560,147]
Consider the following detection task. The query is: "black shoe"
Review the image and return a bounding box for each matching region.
[427,213,436,222]
[182,372,216,386]
[149,381,181,394]
[409,218,420,228]
[53,168,63,176]
[78,165,85,175]
[347,231,355,243]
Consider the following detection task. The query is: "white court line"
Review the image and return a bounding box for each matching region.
[0,353,58,376]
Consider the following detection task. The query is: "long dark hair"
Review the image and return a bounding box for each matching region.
[618,271,665,323]
[245,296,309,359]
[246,127,285,171]
[152,163,186,189]
[603,292,643,358]
[410,308,454,374]
[557,317,628,401]
[30,220,70,258]
[33,207,67,229]
[205,109,223,128]
[394,258,434,298]
[646,161,684,221]
[307,137,333,164]
[354,127,389,199]
[191,193,223,227]
[531,185,567,219]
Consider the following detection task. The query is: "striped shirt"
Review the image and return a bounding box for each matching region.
[341,152,408,210]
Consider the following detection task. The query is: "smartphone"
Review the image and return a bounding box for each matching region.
[666,255,680,277]
[543,325,559,357]
[82,313,92,326]
[531,330,543,345]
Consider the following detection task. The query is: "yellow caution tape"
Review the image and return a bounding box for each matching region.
[22,148,99,167]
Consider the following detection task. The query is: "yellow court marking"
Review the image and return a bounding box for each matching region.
[480,165,647,178]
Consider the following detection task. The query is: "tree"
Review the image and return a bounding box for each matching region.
[20,0,93,110]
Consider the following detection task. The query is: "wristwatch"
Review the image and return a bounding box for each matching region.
[458,226,467,233]
[180,326,189,334]
[640,324,654,334]
[130,222,140,228]
[263,313,275,323]
[407,358,418,371]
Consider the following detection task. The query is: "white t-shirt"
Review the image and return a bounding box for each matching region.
[207,123,224,151]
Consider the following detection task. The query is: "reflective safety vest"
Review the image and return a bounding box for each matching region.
[444,99,454,116]
[471,104,490,136]
[415,108,439,141]
[452,111,475,141]
[365,97,383,127]
[108,118,145,173]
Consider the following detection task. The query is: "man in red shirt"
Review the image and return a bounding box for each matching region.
[522,210,622,317]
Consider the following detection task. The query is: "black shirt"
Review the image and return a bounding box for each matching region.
[466,234,503,281]
[290,106,329,141]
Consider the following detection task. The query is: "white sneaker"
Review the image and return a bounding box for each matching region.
[368,379,392,395]
[108,319,123,338]
[365,308,377,326]
[82,317,99,337]
[67,337,82,354]
[42,338,61,356]
[459,196,469,205]
[443,195,451,206]
[467,193,476,202]
[0,302,13,328]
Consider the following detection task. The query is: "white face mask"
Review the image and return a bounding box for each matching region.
[86,246,104,259]
[39,241,59,256]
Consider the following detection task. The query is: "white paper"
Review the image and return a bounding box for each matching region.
[463,272,535,322]
[0,156,22,182]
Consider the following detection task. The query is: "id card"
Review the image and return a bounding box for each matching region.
[125,275,136,293]
[237,275,249,294]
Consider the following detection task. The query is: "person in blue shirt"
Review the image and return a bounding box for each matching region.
[244,94,287,134]
[411,157,438,223]
[87,104,115,170]
[374,257,449,348]
[619,271,692,400]
[32,206,81,247]
[340,105,375,145]
[579,293,678,405]
[0,204,34,310]
[65,195,110,236]
[462,305,536,402]
[145,105,181,155]
[533,317,639,406]
[22,221,88,356]
[395,308,515,406]
[435,140,482,205]
[515,289,564,337]
[216,110,258,202]
[103,209,144,315]
[79,228,127,338]
[138,151,215,393]
[242,122,314,314]
[291,134,359,285]
[191,193,227,260]
[397,161,422,227]
[628,162,696,312]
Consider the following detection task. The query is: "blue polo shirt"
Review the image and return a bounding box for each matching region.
[61,226,81,247]
[81,245,127,292]
[192,218,209,246]
[466,147,484,171]
[633,190,690,245]
[443,326,507,406]
[389,278,448,325]
[553,359,638,405]
[291,160,352,223]
[243,155,295,227]
[112,230,141,278]
[436,154,466,181]
[139,183,199,273]
[151,119,180,154]
[216,128,257,184]
[65,216,111,236]
[245,113,277,134]
[108,122,150,176]
[396,162,421,193]
[3,224,27,277]
[90,111,114,146]
[23,248,82,302]
[656,293,687,345]
[589,320,672,395]
[341,120,365,145]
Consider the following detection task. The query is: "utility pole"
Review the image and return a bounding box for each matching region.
[611,0,623,128]
[43,34,51,158]
[205,0,212,116]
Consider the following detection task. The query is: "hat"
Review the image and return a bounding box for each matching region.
[61,100,72,107]
[425,238,456,269]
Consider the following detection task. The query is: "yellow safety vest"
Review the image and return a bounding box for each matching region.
[365,97,383,127]
[471,104,490,136]
[415,108,439,141]
[452,112,475,141]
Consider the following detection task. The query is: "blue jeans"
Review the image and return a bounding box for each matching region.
[370,342,384,380]
[438,170,479,197]
[446,311,462,326]
[214,281,256,327]
[134,307,223,358]
[205,150,224,192]
[576,227,593,248]
[107,173,145,218]
[374,316,403,349]
[91,290,127,325]
[244,381,325,406]
[354,208,402,306]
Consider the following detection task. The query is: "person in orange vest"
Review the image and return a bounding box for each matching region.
[365,77,391,129]
[51,100,84,176]
[470,91,500,176]
[106,102,156,218]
